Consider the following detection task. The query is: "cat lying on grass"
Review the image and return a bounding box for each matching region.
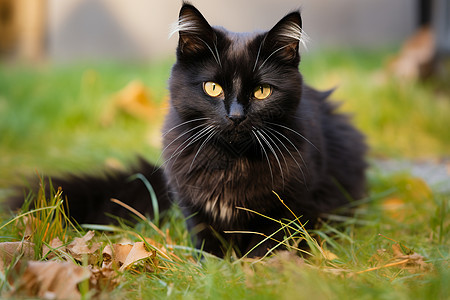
[11,3,367,258]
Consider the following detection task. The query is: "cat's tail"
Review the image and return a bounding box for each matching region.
[8,159,171,225]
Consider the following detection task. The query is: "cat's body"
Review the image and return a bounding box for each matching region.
[10,4,367,258]
[161,4,366,256]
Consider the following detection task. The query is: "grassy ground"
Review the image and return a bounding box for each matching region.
[0,50,449,299]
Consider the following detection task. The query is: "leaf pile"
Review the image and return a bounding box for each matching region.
[364,242,433,275]
[0,231,173,299]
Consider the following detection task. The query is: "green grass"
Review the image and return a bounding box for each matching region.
[300,50,450,157]
[0,50,449,298]
[0,60,172,186]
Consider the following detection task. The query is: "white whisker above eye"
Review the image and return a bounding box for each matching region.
[278,22,310,50]
[169,17,201,38]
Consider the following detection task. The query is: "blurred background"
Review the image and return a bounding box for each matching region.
[1,0,449,61]
[0,0,449,190]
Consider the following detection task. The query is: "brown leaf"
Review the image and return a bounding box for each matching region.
[89,264,118,292]
[15,215,40,239]
[112,243,134,267]
[369,248,390,265]
[391,243,405,257]
[13,261,91,300]
[102,242,157,272]
[101,80,165,125]
[382,197,406,220]
[42,238,65,259]
[0,241,35,272]
[101,244,113,267]
[391,244,432,273]
[67,231,101,264]
[266,250,306,271]
[323,249,339,261]
[363,244,433,275]
[102,243,133,269]
[119,242,156,272]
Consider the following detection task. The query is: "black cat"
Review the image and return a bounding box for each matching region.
[11,4,367,258]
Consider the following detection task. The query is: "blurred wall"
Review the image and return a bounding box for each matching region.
[47,0,416,61]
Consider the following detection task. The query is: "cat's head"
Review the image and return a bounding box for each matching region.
[169,3,305,147]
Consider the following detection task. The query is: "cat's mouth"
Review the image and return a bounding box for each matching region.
[216,127,255,156]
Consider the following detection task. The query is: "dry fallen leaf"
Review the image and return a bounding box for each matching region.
[13,261,91,300]
[323,249,339,261]
[100,80,168,148]
[102,242,157,272]
[0,241,35,272]
[67,231,101,264]
[42,237,65,259]
[362,243,432,275]
[382,197,406,219]
[391,243,432,273]
[266,250,306,271]
[102,243,133,268]
[101,80,166,125]
[89,264,118,292]
[119,242,156,272]
[15,215,40,239]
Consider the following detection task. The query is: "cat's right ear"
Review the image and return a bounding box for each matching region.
[171,3,216,56]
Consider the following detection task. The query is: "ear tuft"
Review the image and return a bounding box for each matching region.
[171,3,215,56]
[264,11,305,64]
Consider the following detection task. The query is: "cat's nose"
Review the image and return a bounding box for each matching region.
[227,101,246,124]
[228,115,245,125]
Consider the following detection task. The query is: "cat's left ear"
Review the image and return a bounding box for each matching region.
[173,3,216,56]
[264,11,303,65]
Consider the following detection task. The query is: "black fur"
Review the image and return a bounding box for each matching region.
[160,4,367,257]
[10,4,367,258]
[9,159,170,225]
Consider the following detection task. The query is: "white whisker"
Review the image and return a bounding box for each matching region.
[255,127,285,185]
[265,127,308,189]
[213,36,222,68]
[169,16,221,67]
[258,44,290,70]
[167,125,216,168]
[279,21,310,51]
[253,35,267,72]
[198,37,222,67]
[266,126,310,173]
[157,123,208,165]
[169,16,201,38]
[267,122,319,152]
[252,129,274,187]
[189,127,217,171]
[154,122,210,172]
[162,117,210,137]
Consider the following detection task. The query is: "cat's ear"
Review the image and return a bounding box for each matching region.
[173,3,216,56]
[263,11,303,65]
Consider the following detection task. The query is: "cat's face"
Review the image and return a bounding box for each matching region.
[169,4,304,149]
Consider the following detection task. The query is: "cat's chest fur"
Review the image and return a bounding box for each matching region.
[163,129,271,222]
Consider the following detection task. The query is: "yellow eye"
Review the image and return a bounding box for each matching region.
[203,82,223,97]
[254,84,272,100]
